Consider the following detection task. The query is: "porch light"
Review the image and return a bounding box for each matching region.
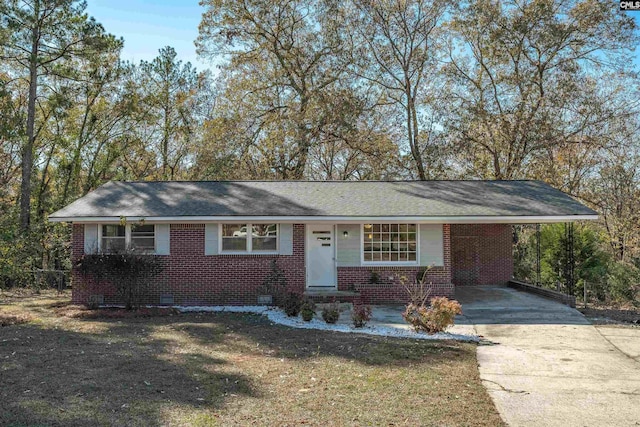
[343,230,349,238]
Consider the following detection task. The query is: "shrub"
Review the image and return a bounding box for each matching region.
[351,304,372,328]
[76,251,164,310]
[398,267,432,306]
[402,297,462,334]
[300,299,316,321]
[257,260,287,306]
[606,261,640,302]
[321,301,340,324]
[283,292,303,317]
[369,271,380,284]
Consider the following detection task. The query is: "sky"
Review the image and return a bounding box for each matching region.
[86,0,640,72]
[86,0,215,72]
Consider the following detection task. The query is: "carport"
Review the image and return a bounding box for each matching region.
[451,220,583,305]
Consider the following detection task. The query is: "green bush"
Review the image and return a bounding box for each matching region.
[76,252,164,310]
[282,292,303,317]
[369,271,380,284]
[606,261,640,303]
[300,299,316,321]
[321,301,340,324]
[513,223,640,303]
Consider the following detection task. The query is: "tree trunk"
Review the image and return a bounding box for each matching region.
[410,98,426,180]
[291,98,310,179]
[405,85,426,180]
[162,104,170,180]
[20,20,40,232]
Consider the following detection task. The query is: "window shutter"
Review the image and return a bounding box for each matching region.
[205,223,219,255]
[278,224,293,255]
[155,224,170,255]
[336,224,360,266]
[84,224,98,254]
[419,224,444,266]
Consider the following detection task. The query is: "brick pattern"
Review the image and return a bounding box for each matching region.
[72,224,305,306]
[337,225,453,304]
[450,224,513,286]
[71,222,513,305]
[71,224,85,304]
[354,282,454,304]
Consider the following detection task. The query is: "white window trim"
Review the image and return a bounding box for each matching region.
[218,223,279,254]
[98,224,157,254]
[360,223,420,266]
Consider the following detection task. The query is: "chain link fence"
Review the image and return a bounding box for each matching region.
[32,269,70,292]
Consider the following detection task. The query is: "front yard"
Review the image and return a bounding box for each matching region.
[0,291,503,426]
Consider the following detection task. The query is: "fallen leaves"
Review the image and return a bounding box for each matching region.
[0,311,32,327]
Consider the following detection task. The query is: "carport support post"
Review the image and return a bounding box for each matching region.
[536,224,541,287]
[564,222,575,296]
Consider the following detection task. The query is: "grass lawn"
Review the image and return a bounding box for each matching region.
[0,291,503,426]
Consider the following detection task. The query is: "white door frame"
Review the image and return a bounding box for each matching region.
[305,223,337,289]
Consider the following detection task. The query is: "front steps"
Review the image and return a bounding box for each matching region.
[303,289,361,304]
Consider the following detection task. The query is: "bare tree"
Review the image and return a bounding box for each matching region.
[348,0,448,180]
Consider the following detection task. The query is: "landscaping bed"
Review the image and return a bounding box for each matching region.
[0,291,503,426]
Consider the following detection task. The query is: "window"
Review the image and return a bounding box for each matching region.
[131,224,155,253]
[363,224,417,263]
[252,224,277,251]
[221,223,278,253]
[101,225,126,253]
[222,224,248,251]
[100,224,155,254]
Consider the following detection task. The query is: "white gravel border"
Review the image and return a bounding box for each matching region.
[177,305,478,342]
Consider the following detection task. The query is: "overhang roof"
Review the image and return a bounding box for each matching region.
[48,180,598,223]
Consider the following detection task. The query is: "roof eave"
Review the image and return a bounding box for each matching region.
[48,214,599,224]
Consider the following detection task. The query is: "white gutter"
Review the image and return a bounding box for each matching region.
[48,214,599,224]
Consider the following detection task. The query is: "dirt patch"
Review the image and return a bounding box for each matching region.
[54,305,181,319]
[579,306,640,325]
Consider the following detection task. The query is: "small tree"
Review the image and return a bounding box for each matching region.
[399,266,462,333]
[398,267,432,306]
[257,260,288,306]
[77,251,163,310]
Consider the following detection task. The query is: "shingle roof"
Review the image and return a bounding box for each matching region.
[48,180,597,221]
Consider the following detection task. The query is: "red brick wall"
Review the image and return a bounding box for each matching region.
[450,224,513,286]
[72,224,306,306]
[71,224,87,304]
[71,222,513,306]
[337,225,453,304]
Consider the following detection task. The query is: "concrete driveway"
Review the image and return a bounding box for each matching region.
[456,286,640,427]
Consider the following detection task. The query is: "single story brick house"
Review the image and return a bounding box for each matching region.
[49,180,597,306]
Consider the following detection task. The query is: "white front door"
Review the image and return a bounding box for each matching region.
[306,224,336,288]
